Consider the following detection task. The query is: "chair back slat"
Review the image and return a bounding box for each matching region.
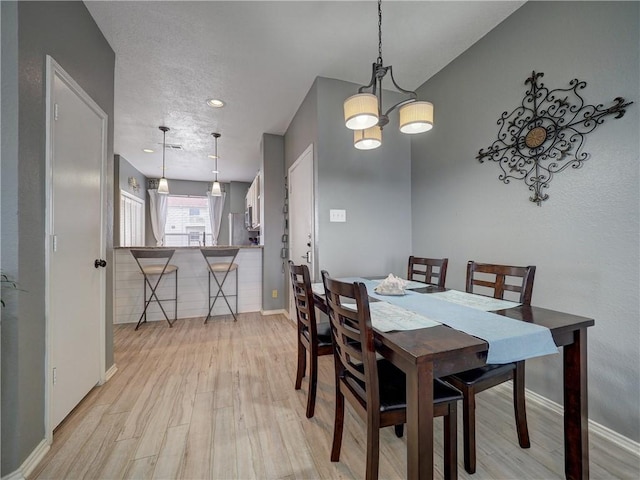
[200,247,239,260]
[288,261,319,340]
[407,256,448,288]
[322,272,379,411]
[130,248,175,260]
[466,260,536,305]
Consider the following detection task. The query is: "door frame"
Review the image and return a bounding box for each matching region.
[288,143,315,320]
[44,56,107,441]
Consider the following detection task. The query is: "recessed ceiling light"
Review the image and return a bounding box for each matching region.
[208,154,219,159]
[212,170,219,174]
[143,148,154,153]
[206,98,225,108]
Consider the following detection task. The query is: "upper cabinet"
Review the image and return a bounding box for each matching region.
[246,172,261,230]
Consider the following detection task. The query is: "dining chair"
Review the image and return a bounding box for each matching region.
[407,256,448,288]
[322,272,462,480]
[445,260,536,474]
[288,261,333,418]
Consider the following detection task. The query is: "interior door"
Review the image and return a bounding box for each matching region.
[288,145,314,319]
[47,57,106,429]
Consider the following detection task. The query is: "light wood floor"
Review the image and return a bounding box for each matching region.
[31,313,638,479]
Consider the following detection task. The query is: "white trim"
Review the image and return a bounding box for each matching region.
[261,309,288,316]
[0,439,50,480]
[287,143,315,319]
[102,363,118,384]
[44,56,108,442]
[494,383,640,456]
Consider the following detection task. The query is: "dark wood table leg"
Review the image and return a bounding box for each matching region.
[563,327,589,480]
[406,360,434,480]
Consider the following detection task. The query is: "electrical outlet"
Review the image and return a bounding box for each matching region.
[272,289,278,298]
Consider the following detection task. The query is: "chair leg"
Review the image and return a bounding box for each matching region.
[365,414,380,480]
[331,387,345,462]
[234,267,238,322]
[306,346,318,418]
[295,338,306,390]
[394,424,404,438]
[514,361,531,448]
[462,387,477,474]
[205,271,212,324]
[173,268,178,325]
[443,403,458,480]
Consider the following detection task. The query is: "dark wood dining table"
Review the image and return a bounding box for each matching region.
[313,283,594,480]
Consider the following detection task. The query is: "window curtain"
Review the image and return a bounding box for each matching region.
[207,193,226,246]
[148,189,168,246]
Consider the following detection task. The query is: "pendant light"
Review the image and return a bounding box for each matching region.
[210,132,222,197]
[344,0,433,149]
[158,126,170,194]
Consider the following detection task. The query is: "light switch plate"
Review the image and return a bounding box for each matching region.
[330,209,346,222]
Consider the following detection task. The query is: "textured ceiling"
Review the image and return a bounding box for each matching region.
[85,0,524,183]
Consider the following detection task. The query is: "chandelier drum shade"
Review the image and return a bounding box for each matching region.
[158,126,170,194]
[344,93,379,130]
[399,101,434,134]
[344,0,433,149]
[354,126,382,150]
[210,133,222,197]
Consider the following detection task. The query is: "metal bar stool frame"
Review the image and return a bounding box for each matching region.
[130,249,178,331]
[201,247,240,323]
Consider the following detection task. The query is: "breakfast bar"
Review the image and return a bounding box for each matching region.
[113,246,263,324]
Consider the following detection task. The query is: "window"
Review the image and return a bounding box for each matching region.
[120,191,145,246]
[164,195,213,246]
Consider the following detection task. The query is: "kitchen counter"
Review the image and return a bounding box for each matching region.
[114,245,263,249]
[114,246,262,324]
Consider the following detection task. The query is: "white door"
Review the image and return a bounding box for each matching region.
[288,145,314,319]
[46,57,106,430]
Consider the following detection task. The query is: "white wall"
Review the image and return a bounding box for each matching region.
[411,1,639,441]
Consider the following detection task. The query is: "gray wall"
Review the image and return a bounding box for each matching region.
[316,77,413,278]
[284,77,413,283]
[229,181,250,214]
[261,134,286,311]
[1,1,20,473]
[410,1,639,441]
[0,1,115,475]
[117,154,146,201]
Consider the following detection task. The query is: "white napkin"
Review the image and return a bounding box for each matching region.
[373,273,408,296]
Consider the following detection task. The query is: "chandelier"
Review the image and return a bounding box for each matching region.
[343,0,433,150]
[157,126,170,194]
[210,132,222,196]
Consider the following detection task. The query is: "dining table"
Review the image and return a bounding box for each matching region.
[313,280,594,480]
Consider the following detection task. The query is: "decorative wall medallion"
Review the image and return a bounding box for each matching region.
[477,71,633,205]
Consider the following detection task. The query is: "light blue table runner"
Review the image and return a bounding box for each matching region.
[338,277,558,364]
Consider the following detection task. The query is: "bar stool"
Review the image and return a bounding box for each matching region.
[200,247,239,322]
[130,249,178,331]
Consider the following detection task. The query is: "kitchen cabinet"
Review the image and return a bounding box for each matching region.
[246,173,261,230]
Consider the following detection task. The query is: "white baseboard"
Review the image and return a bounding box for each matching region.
[1,439,49,480]
[494,383,640,456]
[105,363,118,382]
[261,308,287,316]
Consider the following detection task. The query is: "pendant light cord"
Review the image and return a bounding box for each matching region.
[377,0,383,65]
[162,129,166,177]
[215,135,218,181]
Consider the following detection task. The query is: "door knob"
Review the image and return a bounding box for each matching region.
[94,259,107,268]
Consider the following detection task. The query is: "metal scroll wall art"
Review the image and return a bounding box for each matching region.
[477,71,633,205]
